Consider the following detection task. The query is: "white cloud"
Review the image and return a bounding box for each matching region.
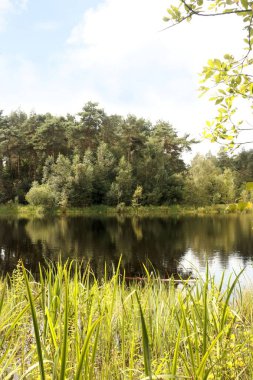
[0,55,40,111]
[66,0,243,69]
[0,0,12,30]
[0,0,27,11]
[61,0,244,138]
[0,0,28,30]
[0,0,250,158]
[35,20,59,32]
[0,0,12,12]
[17,0,28,9]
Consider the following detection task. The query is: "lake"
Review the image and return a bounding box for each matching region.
[1,214,253,284]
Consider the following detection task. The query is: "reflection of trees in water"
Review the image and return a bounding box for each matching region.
[0,215,252,277]
[181,215,253,268]
[131,217,143,241]
[25,217,72,255]
[0,218,46,275]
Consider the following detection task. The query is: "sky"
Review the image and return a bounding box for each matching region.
[0,0,250,158]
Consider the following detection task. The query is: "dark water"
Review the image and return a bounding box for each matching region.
[1,214,253,284]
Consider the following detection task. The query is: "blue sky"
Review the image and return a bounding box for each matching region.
[0,0,250,157]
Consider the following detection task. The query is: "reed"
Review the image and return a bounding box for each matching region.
[0,261,253,379]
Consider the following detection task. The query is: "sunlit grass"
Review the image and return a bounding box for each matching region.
[0,261,253,379]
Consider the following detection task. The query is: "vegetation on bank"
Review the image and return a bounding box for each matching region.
[0,261,252,379]
[1,105,253,211]
[0,202,252,218]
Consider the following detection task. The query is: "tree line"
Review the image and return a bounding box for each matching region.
[0,102,252,209]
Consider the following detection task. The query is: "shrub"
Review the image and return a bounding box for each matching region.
[225,203,238,213]
[237,201,248,212]
[25,182,57,211]
[116,202,126,213]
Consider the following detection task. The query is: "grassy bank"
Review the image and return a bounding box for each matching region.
[0,261,253,379]
[0,202,252,218]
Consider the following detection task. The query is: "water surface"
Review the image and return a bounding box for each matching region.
[1,214,253,283]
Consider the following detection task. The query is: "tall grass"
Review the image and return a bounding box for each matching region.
[0,261,253,379]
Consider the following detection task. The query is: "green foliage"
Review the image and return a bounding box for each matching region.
[45,154,72,206]
[246,181,253,191]
[74,102,106,152]
[106,182,121,206]
[22,265,45,380]
[240,189,253,203]
[225,203,238,213]
[132,185,143,208]
[184,154,236,205]
[0,104,194,207]
[25,182,57,211]
[221,168,237,204]
[1,261,253,378]
[69,150,94,206]
[113,156,133,205]
[93,142,114,204]
[164,0,253,148]
[237,201,249,211]
[1,103,249,208]
[116,202,126,213]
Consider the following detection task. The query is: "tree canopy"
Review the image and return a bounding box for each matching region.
[0,104,193,207]
[1,103,252,209]
[164,0,253,148]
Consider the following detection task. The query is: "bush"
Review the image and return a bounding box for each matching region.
[25,182,57,211]
[116,202,126,213]
[237,201,248,212]
[225,203,238,213]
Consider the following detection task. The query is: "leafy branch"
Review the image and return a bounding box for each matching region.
[164,0,253,148]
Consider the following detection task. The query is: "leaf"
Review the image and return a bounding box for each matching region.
[22,266,45,380]
[136,293,152,379]
[224,54,233,60]
[74,318,101,380]
[0,278,6,316]
[240,0,248,8]
[215,97,224,105]
[236,76,242,85]
[59,270,69,380]
[172,321,183,376]
[196,330,224,378]
[246,182,253,191]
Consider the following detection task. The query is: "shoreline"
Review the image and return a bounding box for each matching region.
[0,203,252,218]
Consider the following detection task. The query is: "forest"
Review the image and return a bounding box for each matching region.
[0,102,252,210]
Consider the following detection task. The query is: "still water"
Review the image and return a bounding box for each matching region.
[1,214,253,284]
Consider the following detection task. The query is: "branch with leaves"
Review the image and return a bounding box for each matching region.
[164,0,253,149]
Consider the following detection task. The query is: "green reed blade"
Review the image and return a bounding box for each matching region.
[19,360,53,380]
[0,299,37,349]
[90,321,100,378]
[45,307,57,350]
[136,292,152,379]
[172,320,183,376]
[179,297,196,377]
[203,263,209,356]
[59,269,69,380]
[0,278,6,316]
[221,268,244,329]
[196,330,224,378]
[74,318,101,380]
[0,340,21,377]
[22,265,45,380]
